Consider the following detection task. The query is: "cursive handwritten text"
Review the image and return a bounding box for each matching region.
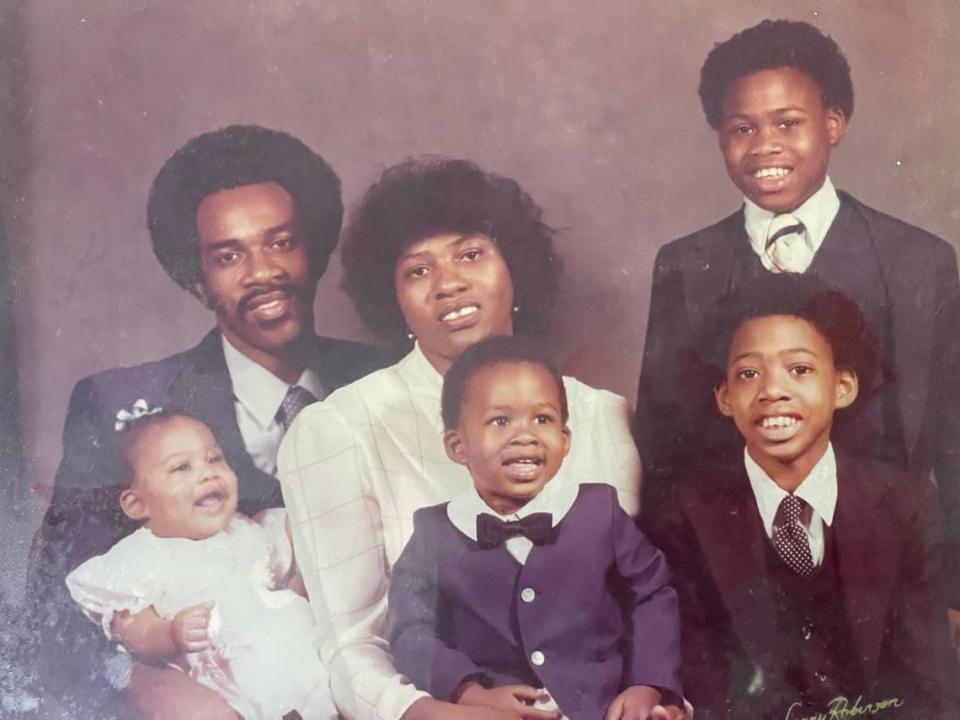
[785,694,904,720]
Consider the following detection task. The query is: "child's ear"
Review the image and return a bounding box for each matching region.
[119,487,147,521]
[442,429,468,465]
[714,383,735,417]
[825,106,848,147]
[560,424,572,459]
[835,370,859,409]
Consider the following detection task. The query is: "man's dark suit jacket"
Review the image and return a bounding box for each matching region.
[28,329,392,718]
[647,448,956,720]
[387,484,683,720]
[636,192,960,606]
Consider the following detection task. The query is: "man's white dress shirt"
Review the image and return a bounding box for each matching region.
[222,335,325,476]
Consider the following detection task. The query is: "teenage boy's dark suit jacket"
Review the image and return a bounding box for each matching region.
[387,484,683,720]
[636,191,960,606]
[648,448,956,720]
[28,329,392,719]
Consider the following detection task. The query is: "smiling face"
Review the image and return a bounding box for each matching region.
[196,182,317,368]
[715,314,858,490]
[443,361,571,515]
[394,233,515,374]
[718,67,846,214]
[119,415,239,540]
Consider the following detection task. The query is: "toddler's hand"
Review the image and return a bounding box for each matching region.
[458,683,560,719]
[170,601,215,654]
[605,685,688,720]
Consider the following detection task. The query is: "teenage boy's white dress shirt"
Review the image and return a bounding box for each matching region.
[744,176,841,272]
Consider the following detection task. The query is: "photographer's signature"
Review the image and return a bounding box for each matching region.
[785,695,904,720]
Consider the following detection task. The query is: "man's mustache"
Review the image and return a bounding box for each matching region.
[237,283,300,314]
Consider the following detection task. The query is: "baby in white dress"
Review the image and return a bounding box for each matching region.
[65,406,335,720]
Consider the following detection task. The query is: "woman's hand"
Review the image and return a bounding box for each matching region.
[170,601,215,654]
[605,685,689,720]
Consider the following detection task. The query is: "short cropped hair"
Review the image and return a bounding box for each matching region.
[341,156,561,344]
[707,274,879,395]
[148,125,343,293]
[699,19,854,129]
[441,335,567,430]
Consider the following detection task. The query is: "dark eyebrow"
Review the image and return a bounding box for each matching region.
[265,221,298,237]
[201,222,298,253]
[398,233,478,262]
[201,238,243,254]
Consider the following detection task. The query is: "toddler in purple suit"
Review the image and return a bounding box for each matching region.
[388,336,685,720]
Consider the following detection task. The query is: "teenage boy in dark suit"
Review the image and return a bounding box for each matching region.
[649,274,956,720]
[28,125,391,719]
[635,19,960,645]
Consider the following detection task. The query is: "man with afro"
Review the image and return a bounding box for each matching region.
[28,125,391,718]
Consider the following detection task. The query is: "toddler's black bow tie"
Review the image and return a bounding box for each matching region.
[476,512,554,549]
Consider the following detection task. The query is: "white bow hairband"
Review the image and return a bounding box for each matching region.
[114,399,162,432]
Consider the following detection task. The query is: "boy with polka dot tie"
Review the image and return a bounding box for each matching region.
[649,274,957,719]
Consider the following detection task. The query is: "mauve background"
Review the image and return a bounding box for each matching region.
[1,1,958,599]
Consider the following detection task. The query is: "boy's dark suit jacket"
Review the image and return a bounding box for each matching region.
[636,191,960,606]
[387,484,683,720]
[648,448,957,720]
[27,329,392,718]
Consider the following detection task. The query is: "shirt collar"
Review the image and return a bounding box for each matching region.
[744,443,838,537]
[397,342,444,396]
[743,176,840,256]
[447,475,580,541]
[221,334,325,430]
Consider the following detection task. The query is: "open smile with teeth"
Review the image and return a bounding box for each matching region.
[753,167,791,179]
[195,489,228,512]
[503,456,544,478]
[440,305,479,322]
[759,416,799,429]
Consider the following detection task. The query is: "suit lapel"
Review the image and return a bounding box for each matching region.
[832,452,898,684]
[684,459,781,671]
[685,210,746,315]
[836,193,931,462]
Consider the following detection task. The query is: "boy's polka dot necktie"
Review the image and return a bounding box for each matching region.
[276,385,318,431]
[772,494,815,577]
[765,214,813,273]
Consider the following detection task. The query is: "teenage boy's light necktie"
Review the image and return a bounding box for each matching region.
[765,214,814,273]
[276,385,318,431]
[772,494,815,576]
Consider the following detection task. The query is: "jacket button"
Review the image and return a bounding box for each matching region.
[521,587,536,603]
[530,651,545,666]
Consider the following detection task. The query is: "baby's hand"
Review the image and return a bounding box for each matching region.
[170,601,215,654]
[605,685,687,720]
[458,683,560,719]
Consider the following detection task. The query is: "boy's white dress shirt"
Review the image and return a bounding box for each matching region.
[744,443,839,566]
[744,177,841,272]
